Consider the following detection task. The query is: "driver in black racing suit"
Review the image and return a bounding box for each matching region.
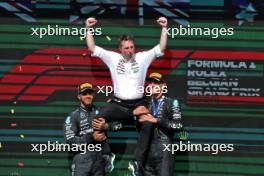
[133,72,183,176]
[64,82,122,176]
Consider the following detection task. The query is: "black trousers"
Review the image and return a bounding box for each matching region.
[98,98,153,164]
[71,152,105,176]
[134,121,154,165]
[144,139,175,176]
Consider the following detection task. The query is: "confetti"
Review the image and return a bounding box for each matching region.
[106,36,111,41]
[10,123,17,127]
[20,134,25,138]
[60,66,65,70]
[80,36,85,40]
[11,109,15,114]
[0,142,2,149]
[98,9,105,15]
[55,55,60,60]
[13,101,17,105]
[17,162,24,167]
[82,53,87,58]
[46,159,51,165]
[18,65,22,72]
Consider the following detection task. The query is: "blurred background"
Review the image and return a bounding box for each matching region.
[0,0,264,175]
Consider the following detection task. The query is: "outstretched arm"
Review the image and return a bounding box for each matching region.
[157,17,168,52]
[86,17,97,53]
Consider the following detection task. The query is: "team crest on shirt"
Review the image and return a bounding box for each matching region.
[131,59,139,73]
[80,112,86,119]
[116,59,139,74]
[116,59,126,74]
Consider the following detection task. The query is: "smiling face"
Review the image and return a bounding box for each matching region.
[78,90,94,108]
[119,40,135,60]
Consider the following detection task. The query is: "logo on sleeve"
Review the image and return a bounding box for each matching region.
[173,100,179,107]
[65,116,71,124]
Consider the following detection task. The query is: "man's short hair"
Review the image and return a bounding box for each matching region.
[118,35,134,48]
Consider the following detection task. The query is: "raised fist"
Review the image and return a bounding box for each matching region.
[157,17,168,28]
[86,17,97,27]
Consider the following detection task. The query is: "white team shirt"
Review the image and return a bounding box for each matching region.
[92,45,164,100]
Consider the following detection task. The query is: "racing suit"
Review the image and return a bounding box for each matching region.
[143,96,183,176]
[64,105,121,176]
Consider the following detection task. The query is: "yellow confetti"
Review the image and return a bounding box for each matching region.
[11,109,15,114]
[106,36,111,41]
[20,134,25,138]
[0,142,2,149]
[80,36,85,40]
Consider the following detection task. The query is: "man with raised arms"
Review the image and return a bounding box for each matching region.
[86,16,168,176]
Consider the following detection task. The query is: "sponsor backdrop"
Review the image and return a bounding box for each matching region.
[0,0,264,175]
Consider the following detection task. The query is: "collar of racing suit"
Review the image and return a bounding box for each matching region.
[79,104,95,112]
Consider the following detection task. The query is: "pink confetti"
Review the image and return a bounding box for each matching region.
[55,55,60,60]
[18,65,22,72]
[10,123,17,127]
[17,162,24,167]
[82,53,87,58]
